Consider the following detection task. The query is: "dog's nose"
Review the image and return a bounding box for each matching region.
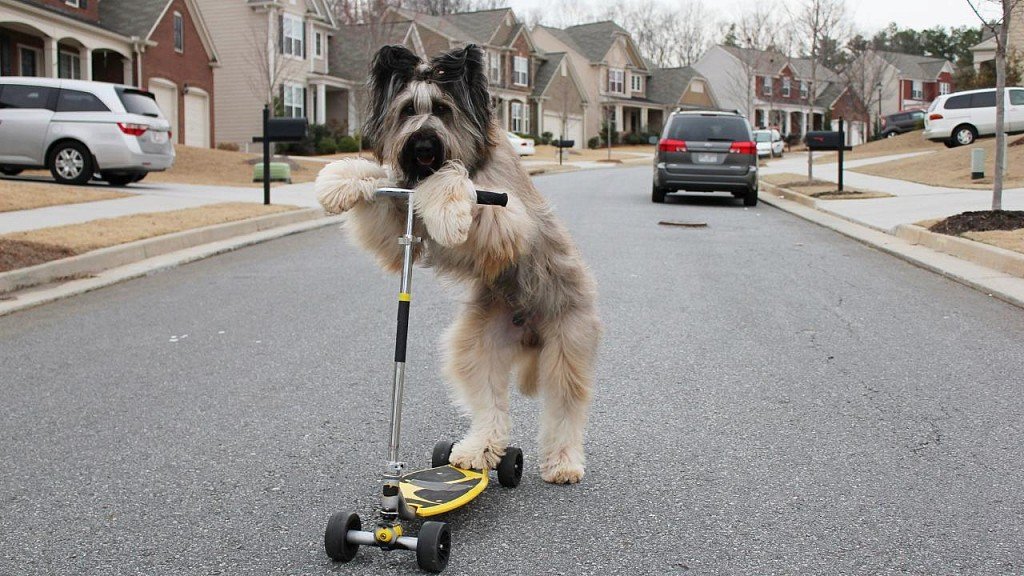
[413,137,438,161]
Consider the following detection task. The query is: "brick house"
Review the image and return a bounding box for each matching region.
[856,50,955,117]
[0,0,219,147]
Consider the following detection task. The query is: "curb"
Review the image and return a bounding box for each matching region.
[757,186,1024,310]
[0,210,343,317]
[894,224,1024,278]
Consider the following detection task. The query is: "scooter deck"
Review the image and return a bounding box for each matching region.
[399,465,488,518]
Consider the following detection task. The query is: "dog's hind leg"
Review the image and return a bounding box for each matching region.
[536,309,600,484]
[443,302,518,471]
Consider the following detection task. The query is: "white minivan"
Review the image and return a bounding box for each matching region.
[923,87,1024,148]
[0,77,174,186]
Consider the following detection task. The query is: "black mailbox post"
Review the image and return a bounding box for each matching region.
[254,105,308,205]
[552,139,574,165]
[803,118,853,191]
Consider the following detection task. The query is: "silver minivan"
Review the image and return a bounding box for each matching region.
[0,77,174,186]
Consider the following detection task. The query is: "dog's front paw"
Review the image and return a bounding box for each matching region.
[413,162,475,247]
[315,158,389,214]
[449,436,505,471]
[540,451,585,484]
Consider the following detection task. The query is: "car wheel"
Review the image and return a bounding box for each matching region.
[48,141,93,185]
[0,166,23,176]
[953,124,977,146]
[943,139,956,149]
[652,183,666,203]
[885,131,897,138]
[744,185,758,207]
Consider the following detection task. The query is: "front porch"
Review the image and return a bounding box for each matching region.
[607,100,664,137]
[754,106,824,139]
[309,77,359,135]
[0,17,134,84]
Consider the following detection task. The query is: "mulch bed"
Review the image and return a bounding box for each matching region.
[930,210,1024,235]
[0,239,76,274]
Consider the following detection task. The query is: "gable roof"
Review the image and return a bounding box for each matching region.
[562,20,634,64]
[876,50,952,80]
[386,7,528,50]
[532,52,564,97]
[534,24,586,56]
[647,67,703,106]
[99,0,171,39]
[443,8,511,45]
[330,21,420,81]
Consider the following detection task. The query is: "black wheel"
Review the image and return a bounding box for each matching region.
[432,440,454,468]
[105,174,135,187]
[952,124,977,146]
[0,166,23,176]
[652,183,666,203]
[944,139,957,149]
[48,141,93,185]
[497,446,523,488]
[416,521,451,573]
[744,185,758,207]
[324,510,361,562]
[885,131,897,138]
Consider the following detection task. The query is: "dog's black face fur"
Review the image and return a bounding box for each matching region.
[363,44,493,185]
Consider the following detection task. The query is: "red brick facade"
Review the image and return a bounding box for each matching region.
[830,87,869,124]
[757,66,813,103]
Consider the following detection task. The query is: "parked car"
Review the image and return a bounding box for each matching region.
[652,110,758,206]
[880,109,925,138]
[507,132,535,156]
[0,77,174,186]
[753,129,784,158]
[924,87,1024,148]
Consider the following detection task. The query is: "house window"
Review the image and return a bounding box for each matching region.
[314,32,323,58]
[762,76,772,96]
[912,80,923,100]
[282,13,304,58]
[631,74,642,93]
[800,81,809,99]
[173,12,184,53]
[782,77,791,97]
[513,56,528,86]
[58,50,81,79]
[489,51,501,83]
[939,82,950,95]
[65,0,80,7]
[608,69,624,93]
[283,83,304,118]
[19,46,39,76]
[510,100,528,133]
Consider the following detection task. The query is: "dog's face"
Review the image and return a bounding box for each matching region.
[362,44,494,186]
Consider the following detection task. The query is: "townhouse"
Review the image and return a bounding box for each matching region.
[0,0,219,146]
[864,50,955,116]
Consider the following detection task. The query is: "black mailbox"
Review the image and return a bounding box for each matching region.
[804,130,844,151]
[266,117,307,142]
[553,139,575,148]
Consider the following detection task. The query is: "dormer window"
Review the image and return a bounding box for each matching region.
[782,77,791,97]
[631,74,642,93]
[608,69,624,93]
[513,56,528,86]
[762,76,772,96]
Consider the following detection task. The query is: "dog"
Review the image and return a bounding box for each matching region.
[315,44,601,484]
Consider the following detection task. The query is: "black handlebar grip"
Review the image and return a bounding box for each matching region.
[475,190,508,206]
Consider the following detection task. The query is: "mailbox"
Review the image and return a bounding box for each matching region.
[266,117,307,142]
[804,130,844,151]
[553,139,575,149]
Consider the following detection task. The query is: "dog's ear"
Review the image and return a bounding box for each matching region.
[364,45,421,150]
[430,44,493,148]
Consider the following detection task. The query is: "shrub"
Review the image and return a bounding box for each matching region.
[316,137,338,155]
[587,136,600,149]
[540,131,553,145]
[336,136,360,153]
[216,142,240,152]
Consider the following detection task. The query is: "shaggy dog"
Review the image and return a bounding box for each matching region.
[315,44,601,484]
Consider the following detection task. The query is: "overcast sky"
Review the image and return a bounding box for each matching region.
[505,0,986,35]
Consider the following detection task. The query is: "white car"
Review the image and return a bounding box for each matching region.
[753,129,784,158]
[0,77,174,186]
[507,132,535,156]
[924,87,1024,147]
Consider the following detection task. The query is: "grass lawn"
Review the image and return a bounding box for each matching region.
[146,145,328,187]
[851,137,1024,189]
[0,202,297,273]
[761,173,892,199]
[0,178,130,213]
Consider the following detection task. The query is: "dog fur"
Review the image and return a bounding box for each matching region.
[316,44,601,484]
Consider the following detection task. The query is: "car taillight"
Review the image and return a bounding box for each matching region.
[117,123,148,137]
[729,141,757,155]
[658,138,686,152]
[929,113,943,121]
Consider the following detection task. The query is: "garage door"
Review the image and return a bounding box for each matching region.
[149,79,178,141]
[184,90,210,148]
[543,113,583,149]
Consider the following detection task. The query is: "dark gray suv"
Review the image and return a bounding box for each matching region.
[652,110,758,206]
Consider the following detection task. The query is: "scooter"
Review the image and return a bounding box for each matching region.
[324,186,523,573]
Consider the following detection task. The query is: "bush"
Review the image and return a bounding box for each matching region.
[216,142,240,152]
[336,135,360,153]
[587,136,600,149]
[540,131,553,145]
[316,137,338,155]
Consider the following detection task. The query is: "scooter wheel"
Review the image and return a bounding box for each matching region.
[432,440,454,468]
[324,510,360,562]
[497,446,523,488]
[416,520,451,573]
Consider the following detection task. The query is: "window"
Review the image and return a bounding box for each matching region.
[315,32,323,58]
[0,85,54,109]
[58,50,81,79]
[284,83,304,118]
[762,76,772,96]
[173,12,184,52]
[971,90,996,108]
[1011,89,1024,106]
[911,80,923,100]
[510,100,528,133]
[608,69,624,93]
[945,94,972,110]
[691,81,704,94]
[631,73,642,93]
[282,13,304,58]
[939,82,950,96]
[800,81,808,99]
[117,88,162,117]
[666,115,750,142]
[782,77,791,97]
[65,0,81,7]
[57,89,109,112]
[513,56,528,86]
[19,46,39,76]
[489,51,501,83]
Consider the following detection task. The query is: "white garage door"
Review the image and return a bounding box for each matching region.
[149,79,178,140]
[543,113,583,149]
[184,90,210,148]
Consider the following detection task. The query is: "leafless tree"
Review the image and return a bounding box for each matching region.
[244,18,291,109]
[966,0,1024,210]
[721,4,782,124]
[843,44,891,139]
[601,0,712,68]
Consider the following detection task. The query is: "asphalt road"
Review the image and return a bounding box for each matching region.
[2,166,1023,575]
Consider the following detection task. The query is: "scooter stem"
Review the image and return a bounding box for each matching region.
[388,191,418,467]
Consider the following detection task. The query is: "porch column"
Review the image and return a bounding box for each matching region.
[123,57,133,85]
[316,83,326,125]
[640,107,649,132]
[614,105,623,132]
[80,46,92,80]
[801,112,808,136]
[347,91,360,134]
[44,37,58,78]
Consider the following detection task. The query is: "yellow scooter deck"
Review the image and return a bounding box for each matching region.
[399,465,488,517]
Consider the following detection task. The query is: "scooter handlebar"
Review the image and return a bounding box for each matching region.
[375,187,507,207]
